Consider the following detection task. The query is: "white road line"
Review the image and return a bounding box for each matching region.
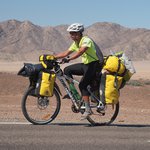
[0,122,31,125]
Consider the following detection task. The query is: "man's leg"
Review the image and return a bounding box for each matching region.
[79,62,97,119]
[63,63,84,99]
[64,63,84,78]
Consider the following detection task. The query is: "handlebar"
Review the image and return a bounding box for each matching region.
[57,56,70,64]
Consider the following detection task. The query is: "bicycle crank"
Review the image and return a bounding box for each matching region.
[71,104,80,113]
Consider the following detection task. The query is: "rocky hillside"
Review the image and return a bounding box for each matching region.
[0,19,150,61]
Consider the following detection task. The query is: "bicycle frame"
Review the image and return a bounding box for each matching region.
[55,67,80,109]
[54,64,105,111]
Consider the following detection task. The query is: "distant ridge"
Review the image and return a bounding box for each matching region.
[0,19,150,61]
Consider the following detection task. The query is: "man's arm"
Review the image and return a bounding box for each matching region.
[54,50,73,59]
[69,47,88,61]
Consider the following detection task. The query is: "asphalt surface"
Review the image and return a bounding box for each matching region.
[0,123,150,150]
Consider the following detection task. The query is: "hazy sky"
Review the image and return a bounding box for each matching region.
[0,0,150,29]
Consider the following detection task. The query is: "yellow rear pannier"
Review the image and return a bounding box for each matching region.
[103,56,126,75]
[36,72,56,97]
[100,73,123,104]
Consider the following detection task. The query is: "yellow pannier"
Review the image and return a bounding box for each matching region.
[100,73,123,104]
[36,72,56,97]
[103,56,126,75]
[39,54,55,69]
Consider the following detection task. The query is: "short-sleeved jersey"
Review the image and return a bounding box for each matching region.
[69,36,99,64]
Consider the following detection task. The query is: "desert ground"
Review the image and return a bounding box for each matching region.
[0,61,150,125]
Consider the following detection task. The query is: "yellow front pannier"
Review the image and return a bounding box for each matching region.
[39,54,55,69]
[100,73,123,104]
[36,72,56,97]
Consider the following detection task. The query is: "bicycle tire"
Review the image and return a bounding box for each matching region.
[87,102,119,126]
[22,86,61,125]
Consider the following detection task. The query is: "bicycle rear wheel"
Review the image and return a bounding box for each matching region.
[87,102,119,126]
[22,86,61,125]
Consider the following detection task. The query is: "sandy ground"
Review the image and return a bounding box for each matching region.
[0,60,150,79]
[0,61,150,125]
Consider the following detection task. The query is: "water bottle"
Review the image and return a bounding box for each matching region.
[69,83,81,101]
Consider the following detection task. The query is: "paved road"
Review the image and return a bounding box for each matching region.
[0,123,150,150]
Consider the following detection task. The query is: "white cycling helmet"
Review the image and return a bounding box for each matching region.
[67,23,84,32]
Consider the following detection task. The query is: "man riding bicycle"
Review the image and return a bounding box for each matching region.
[54,23,104,119]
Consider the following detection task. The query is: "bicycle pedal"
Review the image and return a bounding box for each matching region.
[80,105,85,109]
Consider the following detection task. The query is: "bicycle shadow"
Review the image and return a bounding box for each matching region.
[110,124,150,128]
[51,122,90,127]
[50,122,150,128]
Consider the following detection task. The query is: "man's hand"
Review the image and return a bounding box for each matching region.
[61,58,70,63]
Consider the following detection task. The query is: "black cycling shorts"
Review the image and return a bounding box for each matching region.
[64,61,103,96]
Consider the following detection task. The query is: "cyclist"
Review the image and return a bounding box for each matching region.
[54,23,104,119]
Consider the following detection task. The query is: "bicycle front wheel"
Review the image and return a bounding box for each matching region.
[22,86,61,125]
[87,102,119,126]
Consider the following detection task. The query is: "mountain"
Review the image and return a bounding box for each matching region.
[0,19,150,61]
